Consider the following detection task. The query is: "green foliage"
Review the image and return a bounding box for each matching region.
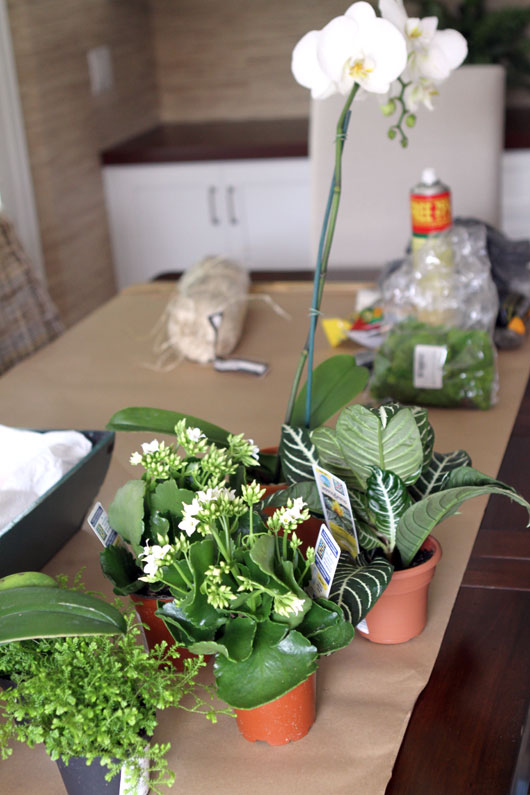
[0,610,228,794]
[371,319,496,410]
[329,552,394,625]
[414,0,530,89]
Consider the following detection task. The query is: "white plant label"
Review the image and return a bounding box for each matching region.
[356,618,369,634]
[87,501,118,547]
[309,523,341,598]
[312,464,359,558]
[413,344,447,389]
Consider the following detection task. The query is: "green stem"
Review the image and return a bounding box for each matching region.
[284,83,360,428]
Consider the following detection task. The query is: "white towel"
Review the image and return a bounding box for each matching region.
[0,426,92,531]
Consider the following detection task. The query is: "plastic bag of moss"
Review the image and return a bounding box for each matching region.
[370,318,498,410]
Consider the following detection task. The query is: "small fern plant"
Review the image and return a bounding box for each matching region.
[0,607,230,794]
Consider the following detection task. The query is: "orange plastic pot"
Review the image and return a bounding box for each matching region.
[130,593,203,671]
[356,536,442,644]
[235,673,316,745]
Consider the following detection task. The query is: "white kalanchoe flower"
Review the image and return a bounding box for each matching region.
[129,451,143,466]
[139,542,172,578]
[291,1,407,99]
[274,592,307,618]
[141,440,160,455]
[179,497,202,536]
[186,426,205,443]
[247,439,260,461]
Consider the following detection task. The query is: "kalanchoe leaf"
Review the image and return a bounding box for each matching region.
[259,480,322,514]
[150,481,195,519]
[297,597,354,654]
[100,546,144,596]
[279,424,321,484]
[409,449,472,501]
[397,469,530,567]
[213,620,318,709]
[366,466,412,554]
[328,552,394,626]
[107,479,146,548]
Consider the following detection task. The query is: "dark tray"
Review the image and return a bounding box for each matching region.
[0,430,115,577]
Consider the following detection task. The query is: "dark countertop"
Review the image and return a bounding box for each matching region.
[101,108,528,166]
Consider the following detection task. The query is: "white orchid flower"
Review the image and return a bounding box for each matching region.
[292,1,407,99]
[380,0,467,83]
[404,77,439,111]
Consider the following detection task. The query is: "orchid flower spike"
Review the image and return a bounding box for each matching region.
[291,1,407,99]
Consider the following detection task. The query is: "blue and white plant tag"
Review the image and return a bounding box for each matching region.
[87,501,118,547]
[309,523,341,598]
[312,464,359,558]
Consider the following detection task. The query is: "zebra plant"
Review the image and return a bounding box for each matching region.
[279,402,530,624]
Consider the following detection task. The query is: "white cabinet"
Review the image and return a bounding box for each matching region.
[103,158,311,289]
[501,150,530,241]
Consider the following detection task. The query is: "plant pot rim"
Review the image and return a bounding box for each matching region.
[392,535,442,580]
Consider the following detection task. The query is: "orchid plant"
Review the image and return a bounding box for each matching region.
[284,0,467,438]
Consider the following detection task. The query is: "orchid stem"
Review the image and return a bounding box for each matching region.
[284,83,359,429]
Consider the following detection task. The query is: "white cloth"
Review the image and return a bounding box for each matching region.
[0,426,92,531]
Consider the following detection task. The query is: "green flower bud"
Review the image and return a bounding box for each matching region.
[387,127,397,140]
[405,114,416,128]
[380,99,396,117]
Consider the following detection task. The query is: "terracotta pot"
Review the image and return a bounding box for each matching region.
[356,536,442,644]
[235,673,316,745]
[130,593,201,671]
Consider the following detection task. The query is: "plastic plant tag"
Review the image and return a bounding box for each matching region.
[309,523,341,598]
[356,618,369,634]
[312,464,359,558]
[413,344,447,389]
[87,501,118,547]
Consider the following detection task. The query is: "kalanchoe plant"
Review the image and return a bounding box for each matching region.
[133,482,355,710]
[0,580,228,795]
[100,420,273,596]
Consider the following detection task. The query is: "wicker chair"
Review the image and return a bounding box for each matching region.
[0,213,63,375]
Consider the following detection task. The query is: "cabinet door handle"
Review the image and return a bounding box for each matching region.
[208,186,220,225]
[226,185,238,225]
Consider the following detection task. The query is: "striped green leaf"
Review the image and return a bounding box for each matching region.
[336,405,423,488]
[398,470,530,566]
[260,481,322,514]
[349,489,374,525]
[279,424,320,484]
[356,519,385,551]
[329,553,394,626]
[409,449,472,501]
[310,427,363,491]
[409,406,435,471]
[366,467,412,552]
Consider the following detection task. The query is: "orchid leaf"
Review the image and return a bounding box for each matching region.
[398,470,530,566]
[214,620,318,709]
[291,355,370,429]
[0,587,126,643]
[106,406,231,447]
[335,405,423,488]
[409,449,472,501]
[107,479,146,548]
[366,466,412,553]
[329,553,394,626]
[279,424,320,484]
